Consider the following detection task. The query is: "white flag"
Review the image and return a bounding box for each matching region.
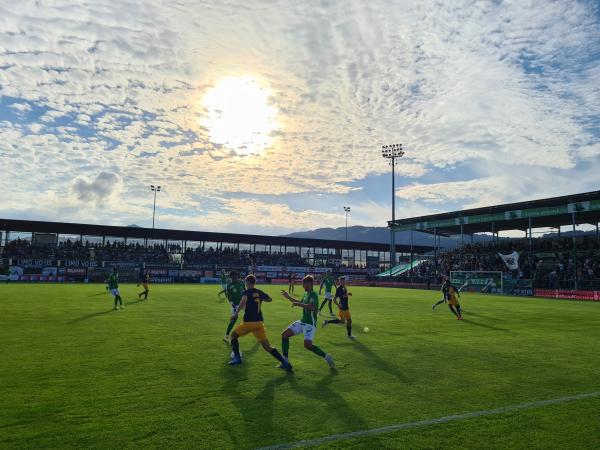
[498,251,520,270]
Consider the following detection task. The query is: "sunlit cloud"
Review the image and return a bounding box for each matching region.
[200,76,279,155]
[0,0,599,233]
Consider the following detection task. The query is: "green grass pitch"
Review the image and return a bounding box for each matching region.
[1,283,600,449]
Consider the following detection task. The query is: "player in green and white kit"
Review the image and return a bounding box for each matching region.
[318,271,336,316]
[280,275,335,369]
[223,271,245,342]
[218,270,229,299]
[108,269,124,310]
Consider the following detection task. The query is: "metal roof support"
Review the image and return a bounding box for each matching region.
[460,223,464,246]
[433,227,437,263]
[410,230,414,283]
[572,212,577,290]
[528,217,533,275]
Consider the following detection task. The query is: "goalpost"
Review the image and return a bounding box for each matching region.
[450,271,503,294]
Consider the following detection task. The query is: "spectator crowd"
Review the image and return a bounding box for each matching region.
[398,235,600,289]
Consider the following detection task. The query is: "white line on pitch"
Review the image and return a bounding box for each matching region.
[256,391,600,450]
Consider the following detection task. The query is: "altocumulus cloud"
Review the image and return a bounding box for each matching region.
[72,172,121,203]
[0,0,599,232]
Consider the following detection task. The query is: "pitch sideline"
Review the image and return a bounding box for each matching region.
[256,390,600,450]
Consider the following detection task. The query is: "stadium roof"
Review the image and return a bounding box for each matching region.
[389,190,600,235]
[0,219,433,254]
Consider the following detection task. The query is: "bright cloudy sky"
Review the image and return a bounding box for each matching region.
[1,0,599,235]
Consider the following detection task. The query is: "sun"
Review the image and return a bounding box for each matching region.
[201,76,279,155]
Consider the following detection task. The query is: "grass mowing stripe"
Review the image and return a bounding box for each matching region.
[257,391,600,450]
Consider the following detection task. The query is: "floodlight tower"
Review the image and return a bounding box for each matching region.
[344,206,351,241]
[381,144,404,271]
[150,185,162,229]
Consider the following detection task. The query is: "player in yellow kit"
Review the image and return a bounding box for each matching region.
[228,274,291,371]
[447,284,463,320]
[137,271,151,300]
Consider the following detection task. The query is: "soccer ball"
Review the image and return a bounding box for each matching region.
[363,327,370,333]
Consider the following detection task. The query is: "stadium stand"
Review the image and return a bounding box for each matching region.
[389,191,600,293]
[0,219,432,284]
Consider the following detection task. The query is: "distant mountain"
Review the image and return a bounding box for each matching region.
[282,226,487,249]
[283,226,593,250]
[127,224,142,228]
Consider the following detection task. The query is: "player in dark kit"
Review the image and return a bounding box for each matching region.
[228,274,291,370]
[447,284,463,320]
[322,276,355,339]
[137,271,151,300]
[287,272,295,293]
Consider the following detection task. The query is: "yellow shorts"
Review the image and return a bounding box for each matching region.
[142,283,149,290]
[338,309,351,321]
[234,321,267,341]
[448,298,458,306]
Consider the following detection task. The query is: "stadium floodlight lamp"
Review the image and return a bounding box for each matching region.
[381,143,404,163]
[344,206,351,241]
[381,143,404,275]
[150,185,163,229]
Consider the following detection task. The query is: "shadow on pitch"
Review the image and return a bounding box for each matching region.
[350,340,411,383]
[69,309,114,323]
[218,342,284,447]
[464,311,502,321]
[282,371,385,448]
[125,298,147,307]
[461,318,508,332]
[89,291,110,297]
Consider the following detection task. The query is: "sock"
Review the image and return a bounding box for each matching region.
[326,319,342,324]
[319,299,328,311]
[309,345,326,358]
[282,338,290,358]
[269,348,286,364]
[347,325,352,336]
[117,296,122,306]
[434,299,445,307]
[144,291,148,299]
[456,304,462,316]
[328,300,333,314]
[114,297,118,307]
[231,338,240,358]
[448,305,458,317]
[225,319,236,336]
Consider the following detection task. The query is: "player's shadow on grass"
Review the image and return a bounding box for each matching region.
[465,311,501,321]
[69,309,114,323]
[218,343,286,447]
[282,372,386,448]
[89,292,109,297]
[461,319,508,332]
[349,340,411,383]
[125,298,146,307]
